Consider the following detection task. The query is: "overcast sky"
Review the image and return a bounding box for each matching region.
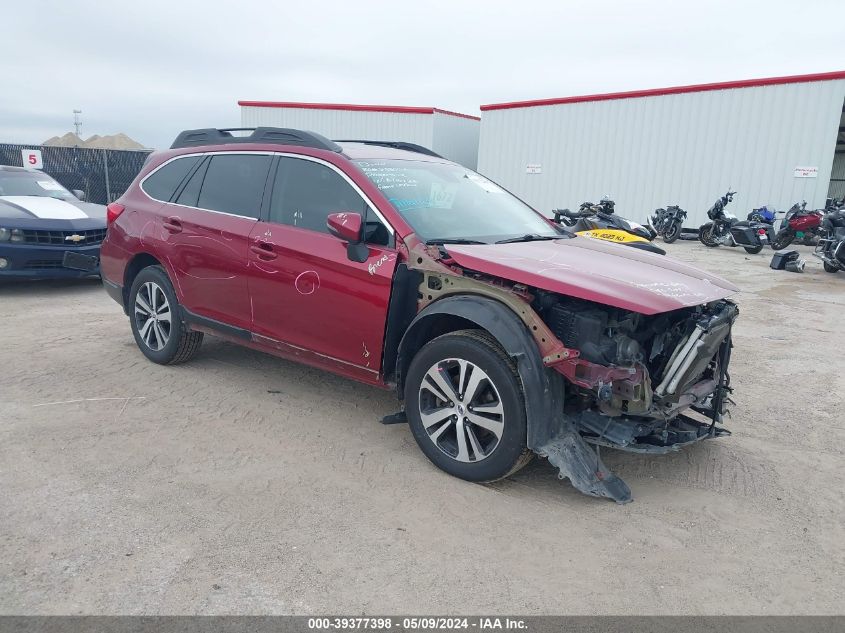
[3,0,844,149]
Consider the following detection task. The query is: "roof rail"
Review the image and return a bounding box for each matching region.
[334,140,443,158]
[170,127,342,152]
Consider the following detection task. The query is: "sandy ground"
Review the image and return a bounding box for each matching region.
[1,240,843,615]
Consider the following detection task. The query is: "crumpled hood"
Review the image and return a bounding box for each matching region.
[0,196,106,221]
[444,236,739,315]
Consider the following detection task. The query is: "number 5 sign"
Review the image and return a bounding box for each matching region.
[21,149,44,169]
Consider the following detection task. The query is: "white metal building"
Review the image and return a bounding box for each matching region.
[239,101,481,169]
[478,71,845,226]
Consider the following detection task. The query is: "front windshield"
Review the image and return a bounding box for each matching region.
[354,159,559,243]
[0,171,75,200]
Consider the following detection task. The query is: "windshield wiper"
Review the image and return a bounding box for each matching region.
[495,234,559,244]
[424,238,488,245]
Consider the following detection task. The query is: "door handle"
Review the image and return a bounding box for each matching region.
[250,242,278,261]
[163,217,182,233]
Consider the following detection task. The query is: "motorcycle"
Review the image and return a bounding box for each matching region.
[698,190,775,254]
[813,199,845,273]
[770,201,823,250]
[553,198,665,255]
[747,205,777,224]
[651,204,687,243]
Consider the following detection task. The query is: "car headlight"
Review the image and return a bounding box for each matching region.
[0,228,10,242]
[10,229,24,243]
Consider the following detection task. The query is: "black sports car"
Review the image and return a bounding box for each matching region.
[0,166,106,279]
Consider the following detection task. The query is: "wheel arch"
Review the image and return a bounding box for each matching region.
[396,294,556,449]
[122,252,164,313]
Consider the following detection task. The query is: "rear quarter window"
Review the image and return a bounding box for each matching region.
[142,156,201,201]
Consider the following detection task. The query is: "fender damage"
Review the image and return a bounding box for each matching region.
[395,241,739,503]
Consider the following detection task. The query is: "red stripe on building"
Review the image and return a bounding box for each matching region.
[480,70,845,112]
[238,101,480,121]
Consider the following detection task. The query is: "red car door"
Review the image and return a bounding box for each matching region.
[247,155,397,383]
[159,153,272,331]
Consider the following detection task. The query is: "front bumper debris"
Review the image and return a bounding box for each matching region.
[537,430,633,504]
[579,411,731,455]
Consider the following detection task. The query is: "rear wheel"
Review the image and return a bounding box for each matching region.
[405,330,531,482]
[744,244,764,254]
[129,266,203,364]
[770,230,794,250]
[663,221,682,243]
[699,223,719,247]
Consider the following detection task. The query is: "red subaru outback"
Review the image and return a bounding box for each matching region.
[101,127,739,503]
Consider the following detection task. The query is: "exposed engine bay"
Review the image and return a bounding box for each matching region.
[407,241,741,503]
[533,291,738,454]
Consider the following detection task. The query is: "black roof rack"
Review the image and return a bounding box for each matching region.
[170,127,342,152]
[334,140,443,158]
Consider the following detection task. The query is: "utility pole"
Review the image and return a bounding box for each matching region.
[73,110,82,137]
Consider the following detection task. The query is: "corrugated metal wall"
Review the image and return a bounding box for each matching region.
[432,112,480,169]
[478,79,845,227]
[240,106,480,168]
[241,106,434,147]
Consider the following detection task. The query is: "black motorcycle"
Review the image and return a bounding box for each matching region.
[651,204,687,243]
[698,190,775,254]
[813,199,845,273]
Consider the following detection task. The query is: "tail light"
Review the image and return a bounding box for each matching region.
[106,202,125,225]
[757,228,767,235]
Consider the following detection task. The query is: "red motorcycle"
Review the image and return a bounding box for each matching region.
[770,201,823,250]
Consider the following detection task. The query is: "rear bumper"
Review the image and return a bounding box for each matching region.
[103,278,126,311]
[0,242,101,279]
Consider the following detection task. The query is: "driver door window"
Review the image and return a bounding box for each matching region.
[269,157,389,245]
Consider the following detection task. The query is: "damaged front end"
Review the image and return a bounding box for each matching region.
[402,243,739,504]
[532,293,738,502]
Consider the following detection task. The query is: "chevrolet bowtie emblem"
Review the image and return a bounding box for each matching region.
[65,234,85,243]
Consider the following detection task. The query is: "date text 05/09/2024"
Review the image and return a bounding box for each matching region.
[307,617,528,630]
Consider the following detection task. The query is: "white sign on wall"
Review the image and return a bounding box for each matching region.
[526,163,542,174]
[793,166,818,178]
[21,149,43,169]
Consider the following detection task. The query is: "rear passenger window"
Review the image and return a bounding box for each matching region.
[269,157,372,235]
[196,154,271,218]
[142,156,201,201]
[175,158,208,207]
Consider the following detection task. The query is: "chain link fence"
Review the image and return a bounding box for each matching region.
[0,143,153,205]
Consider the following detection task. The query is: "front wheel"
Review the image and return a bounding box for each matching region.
[744,244,764,254]
[770,230,794,250]
[699,223,720,247]
[129,265,203,364]
[404,329,532,482]
[663,221,682,243]
[823,261,839,273]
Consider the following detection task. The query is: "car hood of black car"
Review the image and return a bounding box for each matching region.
[0,195,106,222]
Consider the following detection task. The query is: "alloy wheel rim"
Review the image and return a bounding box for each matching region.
[134,281,172,351]
[418,358,505,463]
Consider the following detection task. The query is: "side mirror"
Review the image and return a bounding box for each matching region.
[326,212,368,263]
[73,189,86,201]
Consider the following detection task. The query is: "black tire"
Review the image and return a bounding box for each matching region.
[129,265,203,365]
[744,244,764,254]
[770,230,794,251]
[663,221,682,244]
[404,329,532,482]
[823,261,839,273]
[699,223,720,247]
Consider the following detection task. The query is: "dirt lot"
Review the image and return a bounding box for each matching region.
[1,240,843,615]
